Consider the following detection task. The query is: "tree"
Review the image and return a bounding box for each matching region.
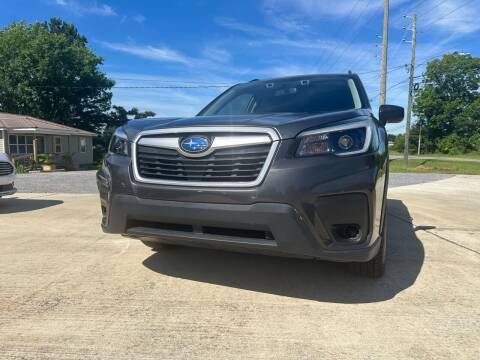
[413,53,480,152]
[94,106,156,160]
[108,106,156,125]
[387,133,396,143]
[0,18,114,132]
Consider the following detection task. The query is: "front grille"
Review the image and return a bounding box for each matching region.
[0,161,14,176]
[127,219,275,241]
[137,143,271,183]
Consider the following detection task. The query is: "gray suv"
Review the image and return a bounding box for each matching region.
[97,74,404,278]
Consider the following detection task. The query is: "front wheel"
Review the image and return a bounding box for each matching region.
[348,220,387,278]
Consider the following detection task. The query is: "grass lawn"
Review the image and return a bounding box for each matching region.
[389,150,480,160]
[390,159,480,175]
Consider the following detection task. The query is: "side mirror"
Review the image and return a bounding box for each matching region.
[378,105,404,126]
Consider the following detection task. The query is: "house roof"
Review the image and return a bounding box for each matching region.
[0,112,96,136]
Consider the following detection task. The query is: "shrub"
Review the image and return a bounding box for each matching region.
[61,154,75,171]
[392,134,405,152]
[469,132,480,152]
[16,164,26,174]
[39,153,55,165]
[437,134,468,155]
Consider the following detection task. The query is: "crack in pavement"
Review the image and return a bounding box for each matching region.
[388,211,480,256]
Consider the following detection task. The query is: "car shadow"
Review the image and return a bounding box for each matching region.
[0,197,63,214]
[143,199,424,304]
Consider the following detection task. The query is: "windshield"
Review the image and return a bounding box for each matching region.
[199,77,362,116]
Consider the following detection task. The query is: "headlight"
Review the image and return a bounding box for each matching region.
[109,128,129,156]
[296,120,373,157]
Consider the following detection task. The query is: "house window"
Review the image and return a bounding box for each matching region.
[7,135,45,154]
[79,137,87,153]
[8,135,34,154]
[54,136,63,153]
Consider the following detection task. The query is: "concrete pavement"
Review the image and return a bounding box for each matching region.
[0,176,479,359]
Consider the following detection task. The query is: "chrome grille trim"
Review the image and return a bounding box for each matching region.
[132,126,280,187]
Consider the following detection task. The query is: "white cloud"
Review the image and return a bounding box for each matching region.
[101,42,192,65]
[111,86,224,117]
[53,0,116,16]
[418,0,480,34]
[262,0,409,20]
[132,14,146,24]
[214,17,274,37]
[262,0,382,20]
[107,72,237,87]
[202,46,231,63]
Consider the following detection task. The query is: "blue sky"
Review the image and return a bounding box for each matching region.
[1,0,479,133]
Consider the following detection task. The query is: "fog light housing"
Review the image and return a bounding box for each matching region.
[333,224,363,243]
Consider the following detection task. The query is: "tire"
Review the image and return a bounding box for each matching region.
[141,240,176,251]
[349,219,387,278]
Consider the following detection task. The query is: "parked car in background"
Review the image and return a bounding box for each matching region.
[0,153,16,197]
[97,74,404,278]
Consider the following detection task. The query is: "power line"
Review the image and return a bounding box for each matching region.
[31,85,230,89]
[312,0,363,70]
[357,64,406,76]
[369,79,409,102]
[422,0,475,28]
[389,26,408,61]
[417,0,450,18]
[114,85,230,89]
[324,1,377,72]
[399,0,431,19]
[369,74,423,102]
[359,51,456,81]
[112,78,232,85]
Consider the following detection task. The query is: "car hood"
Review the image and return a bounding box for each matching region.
[123,109,373,140]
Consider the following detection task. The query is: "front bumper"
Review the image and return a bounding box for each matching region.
[97,137,387,262]
[0,175,16,197]
[101,193,382,262]
[0,184,17,197]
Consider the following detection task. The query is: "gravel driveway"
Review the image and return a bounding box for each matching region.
[15,170,98,193]
[14,170,454,193]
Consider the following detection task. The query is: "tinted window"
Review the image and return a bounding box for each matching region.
[200,78,361,116]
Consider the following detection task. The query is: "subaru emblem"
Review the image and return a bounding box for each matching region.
[180,135,211,153]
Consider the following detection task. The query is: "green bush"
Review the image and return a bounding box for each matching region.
[39,153,55,165]
[392,134,405,152]
[62,154,74,171]
[16,164,26,174]
[437,134,468,155]
[470,132,480,152]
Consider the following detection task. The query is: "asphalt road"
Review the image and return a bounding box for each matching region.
[1,175,479,359]
[15,170,454,193]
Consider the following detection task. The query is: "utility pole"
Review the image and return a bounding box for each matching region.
[417,123,422,155]
[379,0,390,106]
[404,14,417,165]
